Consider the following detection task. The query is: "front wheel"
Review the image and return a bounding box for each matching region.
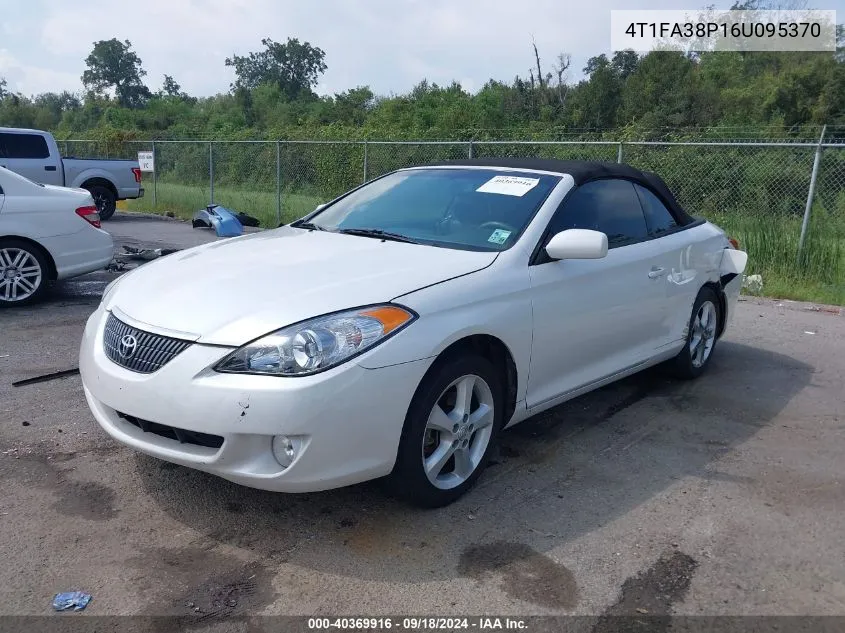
[388,354,504,507]
[672,287,721,380]
[87,185,117,221]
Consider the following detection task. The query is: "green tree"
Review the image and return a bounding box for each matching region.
[225,37,327,99]
[82,39,151,108]
[160,75,182,97]
[0,77,7,99]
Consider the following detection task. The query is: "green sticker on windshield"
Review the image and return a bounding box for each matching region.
[488,229,512,245]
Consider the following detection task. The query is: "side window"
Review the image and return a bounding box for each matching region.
[547,179,648,248]
[0,133,50,159]
[635,184,678,236]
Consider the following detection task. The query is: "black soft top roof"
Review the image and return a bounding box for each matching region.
[434,158,696,225]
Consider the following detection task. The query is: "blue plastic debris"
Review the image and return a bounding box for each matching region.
[52,591,92,611]
[192,205,244,237]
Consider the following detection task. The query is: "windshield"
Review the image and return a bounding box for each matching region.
[298,168,560,251]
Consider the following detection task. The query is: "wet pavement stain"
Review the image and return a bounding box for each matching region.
[52,480,118,521]
[591,550,698,633]
[458,542,579,610]
[3,452,118,520]
[176,561,273,627]
[129,545,277,628]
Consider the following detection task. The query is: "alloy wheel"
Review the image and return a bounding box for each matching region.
[689,300,717,368]
[0,248,42,302]
[422,373,495,490]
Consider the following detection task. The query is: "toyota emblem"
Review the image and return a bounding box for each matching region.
[118,334,138,360]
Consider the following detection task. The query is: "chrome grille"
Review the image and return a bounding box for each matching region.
[103,313,192,374]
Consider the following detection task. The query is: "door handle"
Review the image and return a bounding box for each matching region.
[44,165,57,171]
[648,266,667,279]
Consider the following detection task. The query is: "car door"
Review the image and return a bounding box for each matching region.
[525,178,667,409]
[634,183,701,348]
[0,132,62,185]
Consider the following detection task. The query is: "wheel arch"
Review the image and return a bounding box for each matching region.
[80,177,118,199]
[700,280,728,338]
[0,235,57,280]
[421,334,519,426]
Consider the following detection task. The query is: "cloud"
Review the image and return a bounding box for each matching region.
[1,0,780,98]
[0,49,81,96]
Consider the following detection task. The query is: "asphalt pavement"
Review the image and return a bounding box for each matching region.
[0,212,843,627]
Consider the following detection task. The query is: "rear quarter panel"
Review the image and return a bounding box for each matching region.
[0,175,113,278]
[63,160,141,199]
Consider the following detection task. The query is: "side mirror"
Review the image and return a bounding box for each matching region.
[545,229,608,260]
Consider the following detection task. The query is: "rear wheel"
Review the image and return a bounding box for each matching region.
[87,185,117,221]
[388,354,503,507]
[672,287,721,379]
[0,239,49,306]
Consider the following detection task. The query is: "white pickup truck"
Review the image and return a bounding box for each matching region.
[0,127,144,221]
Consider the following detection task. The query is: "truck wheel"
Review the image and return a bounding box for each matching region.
[87,185,117,221]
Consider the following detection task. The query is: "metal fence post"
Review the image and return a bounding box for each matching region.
[797,125,826,258]
[617,142,624,163]
[208,141,214,205]
[468,140,474,159]
[276,140,282,225]
[151,140,158,207]
[363,140,369,183]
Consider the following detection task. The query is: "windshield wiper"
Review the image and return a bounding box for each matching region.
[292,220,327,231]
[338,228,421,244]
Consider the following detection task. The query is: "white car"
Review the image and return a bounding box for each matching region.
[79,159,747,507]
[0,166,114,306]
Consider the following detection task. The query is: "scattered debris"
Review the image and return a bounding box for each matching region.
[804,331,816,335]
[12,368,79,388]
[120,245,162,261]
[0,354,9,359]
[52,591,92,612]
[21,421,30,427]
[636,608,649,614]
[742,274,763,295]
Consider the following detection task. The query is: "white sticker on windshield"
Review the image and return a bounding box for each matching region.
[476,175,540,197]
[488,229,512,245]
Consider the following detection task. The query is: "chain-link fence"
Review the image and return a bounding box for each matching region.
[62,135,845,285]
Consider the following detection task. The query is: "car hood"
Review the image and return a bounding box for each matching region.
[106,226,497,346]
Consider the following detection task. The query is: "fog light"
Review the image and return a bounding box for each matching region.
[272,435,297,468]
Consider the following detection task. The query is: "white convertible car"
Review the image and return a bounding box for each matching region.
[0,166,113,305]
[79,159,747,506]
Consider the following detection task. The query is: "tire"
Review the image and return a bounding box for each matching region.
[87,185,117,221]
[387,354,504,508]
[672,286,722,380]
[0,239,50,306]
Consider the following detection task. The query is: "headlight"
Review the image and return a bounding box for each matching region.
[213,304,416,376]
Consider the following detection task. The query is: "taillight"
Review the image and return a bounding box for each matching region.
[131,167,142,183]
[76,205,101,229]
[728,237,739,249]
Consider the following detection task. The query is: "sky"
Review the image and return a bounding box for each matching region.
[0,0,842,98]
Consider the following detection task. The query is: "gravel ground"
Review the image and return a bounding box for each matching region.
[0,214,843,628]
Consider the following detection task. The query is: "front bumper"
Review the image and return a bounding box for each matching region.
[79,305,431,492]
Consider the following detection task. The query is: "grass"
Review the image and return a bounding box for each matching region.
[711,209,845,306]
[124,181,322,227]
[127,182,845,306]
